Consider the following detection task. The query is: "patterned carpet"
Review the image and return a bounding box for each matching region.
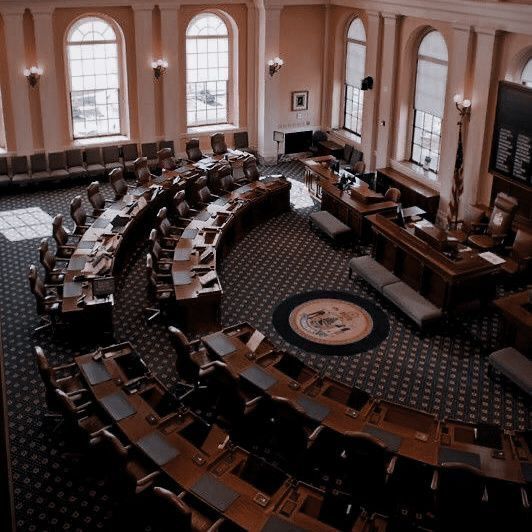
[0,161,530,531]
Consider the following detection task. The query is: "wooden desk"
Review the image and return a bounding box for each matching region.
[320,181,397,242]
[301,156,336,198]
[368,214,500,310]
[318,140,344,158]
[494,291,532,356]
[349,185,384,204]
[376,167,440,222]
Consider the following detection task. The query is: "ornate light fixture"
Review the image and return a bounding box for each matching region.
[151,59,168,80]
[23,66,43,88]
[448,94,472,228]
[268,57,284,77]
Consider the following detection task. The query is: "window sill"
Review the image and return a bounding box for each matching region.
[390,160,440,191]
[72,135,131,148]
[183,124,242,137]
[328,128,362,148]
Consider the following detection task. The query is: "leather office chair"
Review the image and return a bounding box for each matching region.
[133,156,153,186]
[141,142,159,173]
[145,253,173,321]
[35,346,86,417]
[468,193,518,250]
[109,167,129,200]
[157,147,177,171]
[198,360,262,428]
[85,147,105,178]
[156,207,183,247]
[193,177,220,208]
[148,229,173,272]
[87,181,113,215]
[69,195,93,235]
[211,133,228,155]
[168,326,211,383]
[172,190,199,225]
[52,214,80,258]
[243,158,261,182]
[384,187,401,203]
[125,451,161,495]
[433,463,487,530]
[66,149,88,180]
[211,165,238,194]
[28,264,62,332]
[102,145,123,173]
[39,239,66,283]
[501,229,532,276]
[30,153,51,183]
[185,138,204,162]
[152,486,225,532]
[159,139,175,153]
[122,143,139,175]
[351,160,366,174]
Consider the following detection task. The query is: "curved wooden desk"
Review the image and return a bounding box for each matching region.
[169,177,291,332]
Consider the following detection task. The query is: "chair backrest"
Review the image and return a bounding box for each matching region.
[488,193,518,237]
[0,157,8,175]
[156,207,173,238]
[211,133,227,155]
[384,187,401,202]
[12,156,28,174]
[243,158,260,181]
[87,181,105,211]
[122,143,139,162]
[85,147,102,165]
[152,487,193,531]
[217,173,235,192]
[168,325,192,359]
[39,238,56,273]
[350,148,363,164]
[35,345,56,390]
[512,229,532,262]
[134,157,151,185]
[109,167,127,199]
[462,205,485,233]
[185,138,203,162]
[142,142,158,159]
[233,131,249,150]
[159,140,175,153]
[52,214,69,247]
[99,428,129,458]
[438,463,485,512]
[31,153,48,172]
[194,177,211,203]
[28,264,46,311]
[66,149,84,168]
[70,195,87,228]
[352,160,365,174]
[157,148,176,171]
[146,253,158,288]
[49,152,67,171]
[149,229,165,261]
[312,130,327,145]
[102,145,120,164]
[343,143,354,163]
[173,191,190,219]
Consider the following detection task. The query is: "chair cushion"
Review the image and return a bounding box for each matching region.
[51,169,70,179]
[68,166,87,178]
[0,175,11,187]
[349,255,400,293]
[489,347,532,395]
[383,282,442,327]
[12,173,31,184]
[309,211,351,239]
[104,162,123,171]
[86,164,105,177]
[31,171,53,182]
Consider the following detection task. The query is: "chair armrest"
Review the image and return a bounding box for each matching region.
[59,244,77,251]
[208,518,226,532]
[74,400,93,413]
[386,456,397,476]
[430,470,438,491]
[53,361,77,371]
[137,470,160,487]
[307,425,324,446]
[243,396,261,415]
[210,194,220,200]
[199,360,228,377]
[482,486,489,503]
[44,295,59,303]
[521,487,530,509]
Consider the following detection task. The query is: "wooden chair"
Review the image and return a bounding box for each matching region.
[384,187,401,202]
[501,228,532,276]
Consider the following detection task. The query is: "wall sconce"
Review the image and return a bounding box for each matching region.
[453,94,472,123]
[361,76,374,91]
[23,66,43,88]
[151,59,168,80]
[268,57,284,77]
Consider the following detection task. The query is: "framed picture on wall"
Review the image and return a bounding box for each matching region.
[291,91,309,111]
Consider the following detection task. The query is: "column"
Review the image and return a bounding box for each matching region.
[1,8,34,155]
[159,3,181,146]
[319,4,331,128]
[256,3,282,163]
[32,6,63,152]
[438,24,471,220]
[462,28,497,210]
[375,13,398,169]
[246,2,258,148]
[360,11,381,171]
[133,4,156,143]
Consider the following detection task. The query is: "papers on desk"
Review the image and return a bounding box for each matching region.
[479,252,506,265]
[414,219,433,229]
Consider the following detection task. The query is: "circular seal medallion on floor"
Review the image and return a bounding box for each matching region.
[272,290,389,356]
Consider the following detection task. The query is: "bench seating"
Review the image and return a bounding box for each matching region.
[349,255,442,328]
[349,255,400,292]
[309,210,351,241]
[489,347,532,395]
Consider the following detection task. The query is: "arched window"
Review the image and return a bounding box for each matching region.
[411,31,448,174]
[521,58,532,87]
[344,18,366,138]
[66,16,124,139]
[186,13,230,127]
